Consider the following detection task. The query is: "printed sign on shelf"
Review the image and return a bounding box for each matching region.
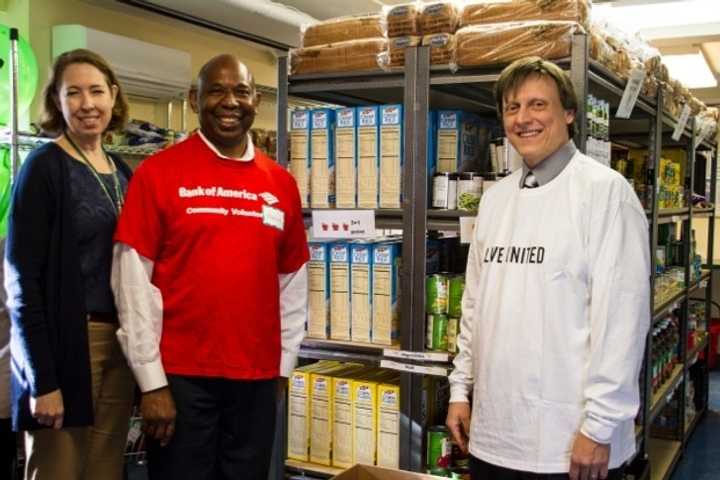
[311,209,376,239]
[616,67,646,119]
[672,104,691,141]
[460,216,476,244]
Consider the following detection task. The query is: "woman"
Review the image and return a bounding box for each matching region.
[5,48,135,480]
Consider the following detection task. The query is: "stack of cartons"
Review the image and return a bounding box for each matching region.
[310,109,336,208]
[330,242,352,340]
[372,241,402,345]
[289,110,311,207]
[335,107,358,208]
[357,106,381,208]
[377,380,401,468]
[332,368,367,468]
[352,370,400,466]
[307,241,332,339]
[436,110,481,173]
[351,241,374,343]
[379,104,404,208]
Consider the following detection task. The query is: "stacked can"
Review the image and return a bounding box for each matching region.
[426,427,471,478]
[426,274,465,353]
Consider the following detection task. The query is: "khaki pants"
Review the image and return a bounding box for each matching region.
[24,322,135,480]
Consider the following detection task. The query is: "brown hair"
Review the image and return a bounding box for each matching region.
[40,49,129,136]
[494,56,577,137]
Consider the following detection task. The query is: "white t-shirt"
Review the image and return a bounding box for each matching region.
[449,151,650,473]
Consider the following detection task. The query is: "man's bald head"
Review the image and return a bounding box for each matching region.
[197,54,255,92]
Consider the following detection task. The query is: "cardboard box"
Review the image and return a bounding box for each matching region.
[379,104,403,208]
[330,242,352,340]
[436,110,481,173]
[351,241,373,343]
[372,242,401,345]
[289,110,311,207]
[308,241,332,339]
[332,464,447,479]
[376,381,401,469]
[332,367,375,468]
[357,106,380,208]
[311,109,336,208]
[335,107,358,208]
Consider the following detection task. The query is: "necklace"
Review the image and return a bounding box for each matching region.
[65,132,124,215]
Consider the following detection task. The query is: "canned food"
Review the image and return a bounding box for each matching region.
[448,275,465,318]
[457,173,482,213]
[451,441,469,468]
[426,274,449,314]
[428,314,448,351]
[427,426,452,470]
[432,173,458,210]
[447,317,459,353]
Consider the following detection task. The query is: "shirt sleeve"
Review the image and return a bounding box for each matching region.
[448,224,482,403]
[3,153,58,397]
[278,176,310,274]
[114,162,164,261]
[111,243,167,392]
[279,264,308,377]
[581,197,650,444]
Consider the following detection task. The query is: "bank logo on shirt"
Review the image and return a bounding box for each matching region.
[484,246,545,264]
[259,192,279,205]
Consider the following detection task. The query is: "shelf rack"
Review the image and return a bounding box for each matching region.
[275,33,717,478]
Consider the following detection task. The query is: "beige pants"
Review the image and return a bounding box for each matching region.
[24,322,135,480]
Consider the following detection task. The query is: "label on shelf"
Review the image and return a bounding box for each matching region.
[672,105,691,141]
[312,210,376,239]
[380,359,449,377]
[459,216,476,244]
[616,67,646,119]
[383,349,450,363]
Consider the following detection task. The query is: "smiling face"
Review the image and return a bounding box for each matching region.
[191,56,260,157]
[502,74,575,168]
[56,62,118,141]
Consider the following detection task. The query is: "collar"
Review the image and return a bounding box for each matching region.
[519,140,576,188]
[197,131,255,162]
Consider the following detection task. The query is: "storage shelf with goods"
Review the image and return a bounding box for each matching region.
[277,10,718,476]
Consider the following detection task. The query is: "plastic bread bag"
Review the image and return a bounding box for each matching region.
[422,33,457,68]
[382,35,422,69]
[455,21,583,68]
[642,75,659,99]
[300,13,386,48]
[461,0,591,30]
[290,38,388,75]
[384,2,422,37]
[419,1,462,35]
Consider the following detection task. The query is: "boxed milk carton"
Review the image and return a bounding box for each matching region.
[307,241,332,339]
[436,110,481,173]
[335,107,358,208]
[371,242,401,346]
[377,379,401,469]
[330,242,352,341]
[310,109,336,208]
[379,104,403,208]
[357,106,380,208]
[350,241,373,343]
[289,110,311,207]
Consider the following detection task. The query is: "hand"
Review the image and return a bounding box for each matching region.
[446,402,471,454]
[141,387,177,447]
[277,376,288,400]
[569,432,611,480]
[30,389,64,429]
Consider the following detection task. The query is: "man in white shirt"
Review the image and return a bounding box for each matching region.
[446,57,650,480]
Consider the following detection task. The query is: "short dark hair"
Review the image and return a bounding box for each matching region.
[40,49,129,136]
[494,56,577,137]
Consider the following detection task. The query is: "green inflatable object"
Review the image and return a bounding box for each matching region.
[0,25,39,127]
[0,147,12,237]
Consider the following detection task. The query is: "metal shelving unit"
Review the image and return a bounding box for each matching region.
[275,33,717,478]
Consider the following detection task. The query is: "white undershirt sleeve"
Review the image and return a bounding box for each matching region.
[279,263,308,377]
[448,236,481,403]
[111,242,167,393]
[581,200,651,444]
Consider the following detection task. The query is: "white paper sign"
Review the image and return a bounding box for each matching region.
[311,209,376,239]
[383,349,450,363]
[460,216,476,244]
[616,67,646,119]
[380,359,449,377]
[672,104,691,141]
[586,138,612,166]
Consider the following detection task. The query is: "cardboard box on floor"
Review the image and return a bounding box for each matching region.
[332,464,446,480]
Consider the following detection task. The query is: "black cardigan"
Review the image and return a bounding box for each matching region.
[5,142,132,431]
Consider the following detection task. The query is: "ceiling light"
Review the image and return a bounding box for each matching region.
[663,53,718,89]
[593,0,720,34]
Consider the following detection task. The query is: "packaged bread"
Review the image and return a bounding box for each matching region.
[659,82,679,118]
[301,14,385,47]
[290,38,387,75]
[385,36,422,67]
[419,2,460,35]
[385,3,421,37]
[455,21,581,68]
[642,75,658,99]
[461,0,591,29]
[422,33,456,65]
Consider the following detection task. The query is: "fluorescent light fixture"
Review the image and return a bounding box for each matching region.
[663,53,718,88]
[593,0,720,34]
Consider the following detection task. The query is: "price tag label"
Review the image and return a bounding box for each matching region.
[380,359,449,377]
[616,67,646,119]
[672,104,691,141]
[671,216,680,223]
[460,216,476,244]
[311,209,376,239]
[383,349,450,363]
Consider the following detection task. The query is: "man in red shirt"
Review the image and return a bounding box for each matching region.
[111,54,309,479]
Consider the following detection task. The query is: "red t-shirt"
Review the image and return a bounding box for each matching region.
[115,134,309,380]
